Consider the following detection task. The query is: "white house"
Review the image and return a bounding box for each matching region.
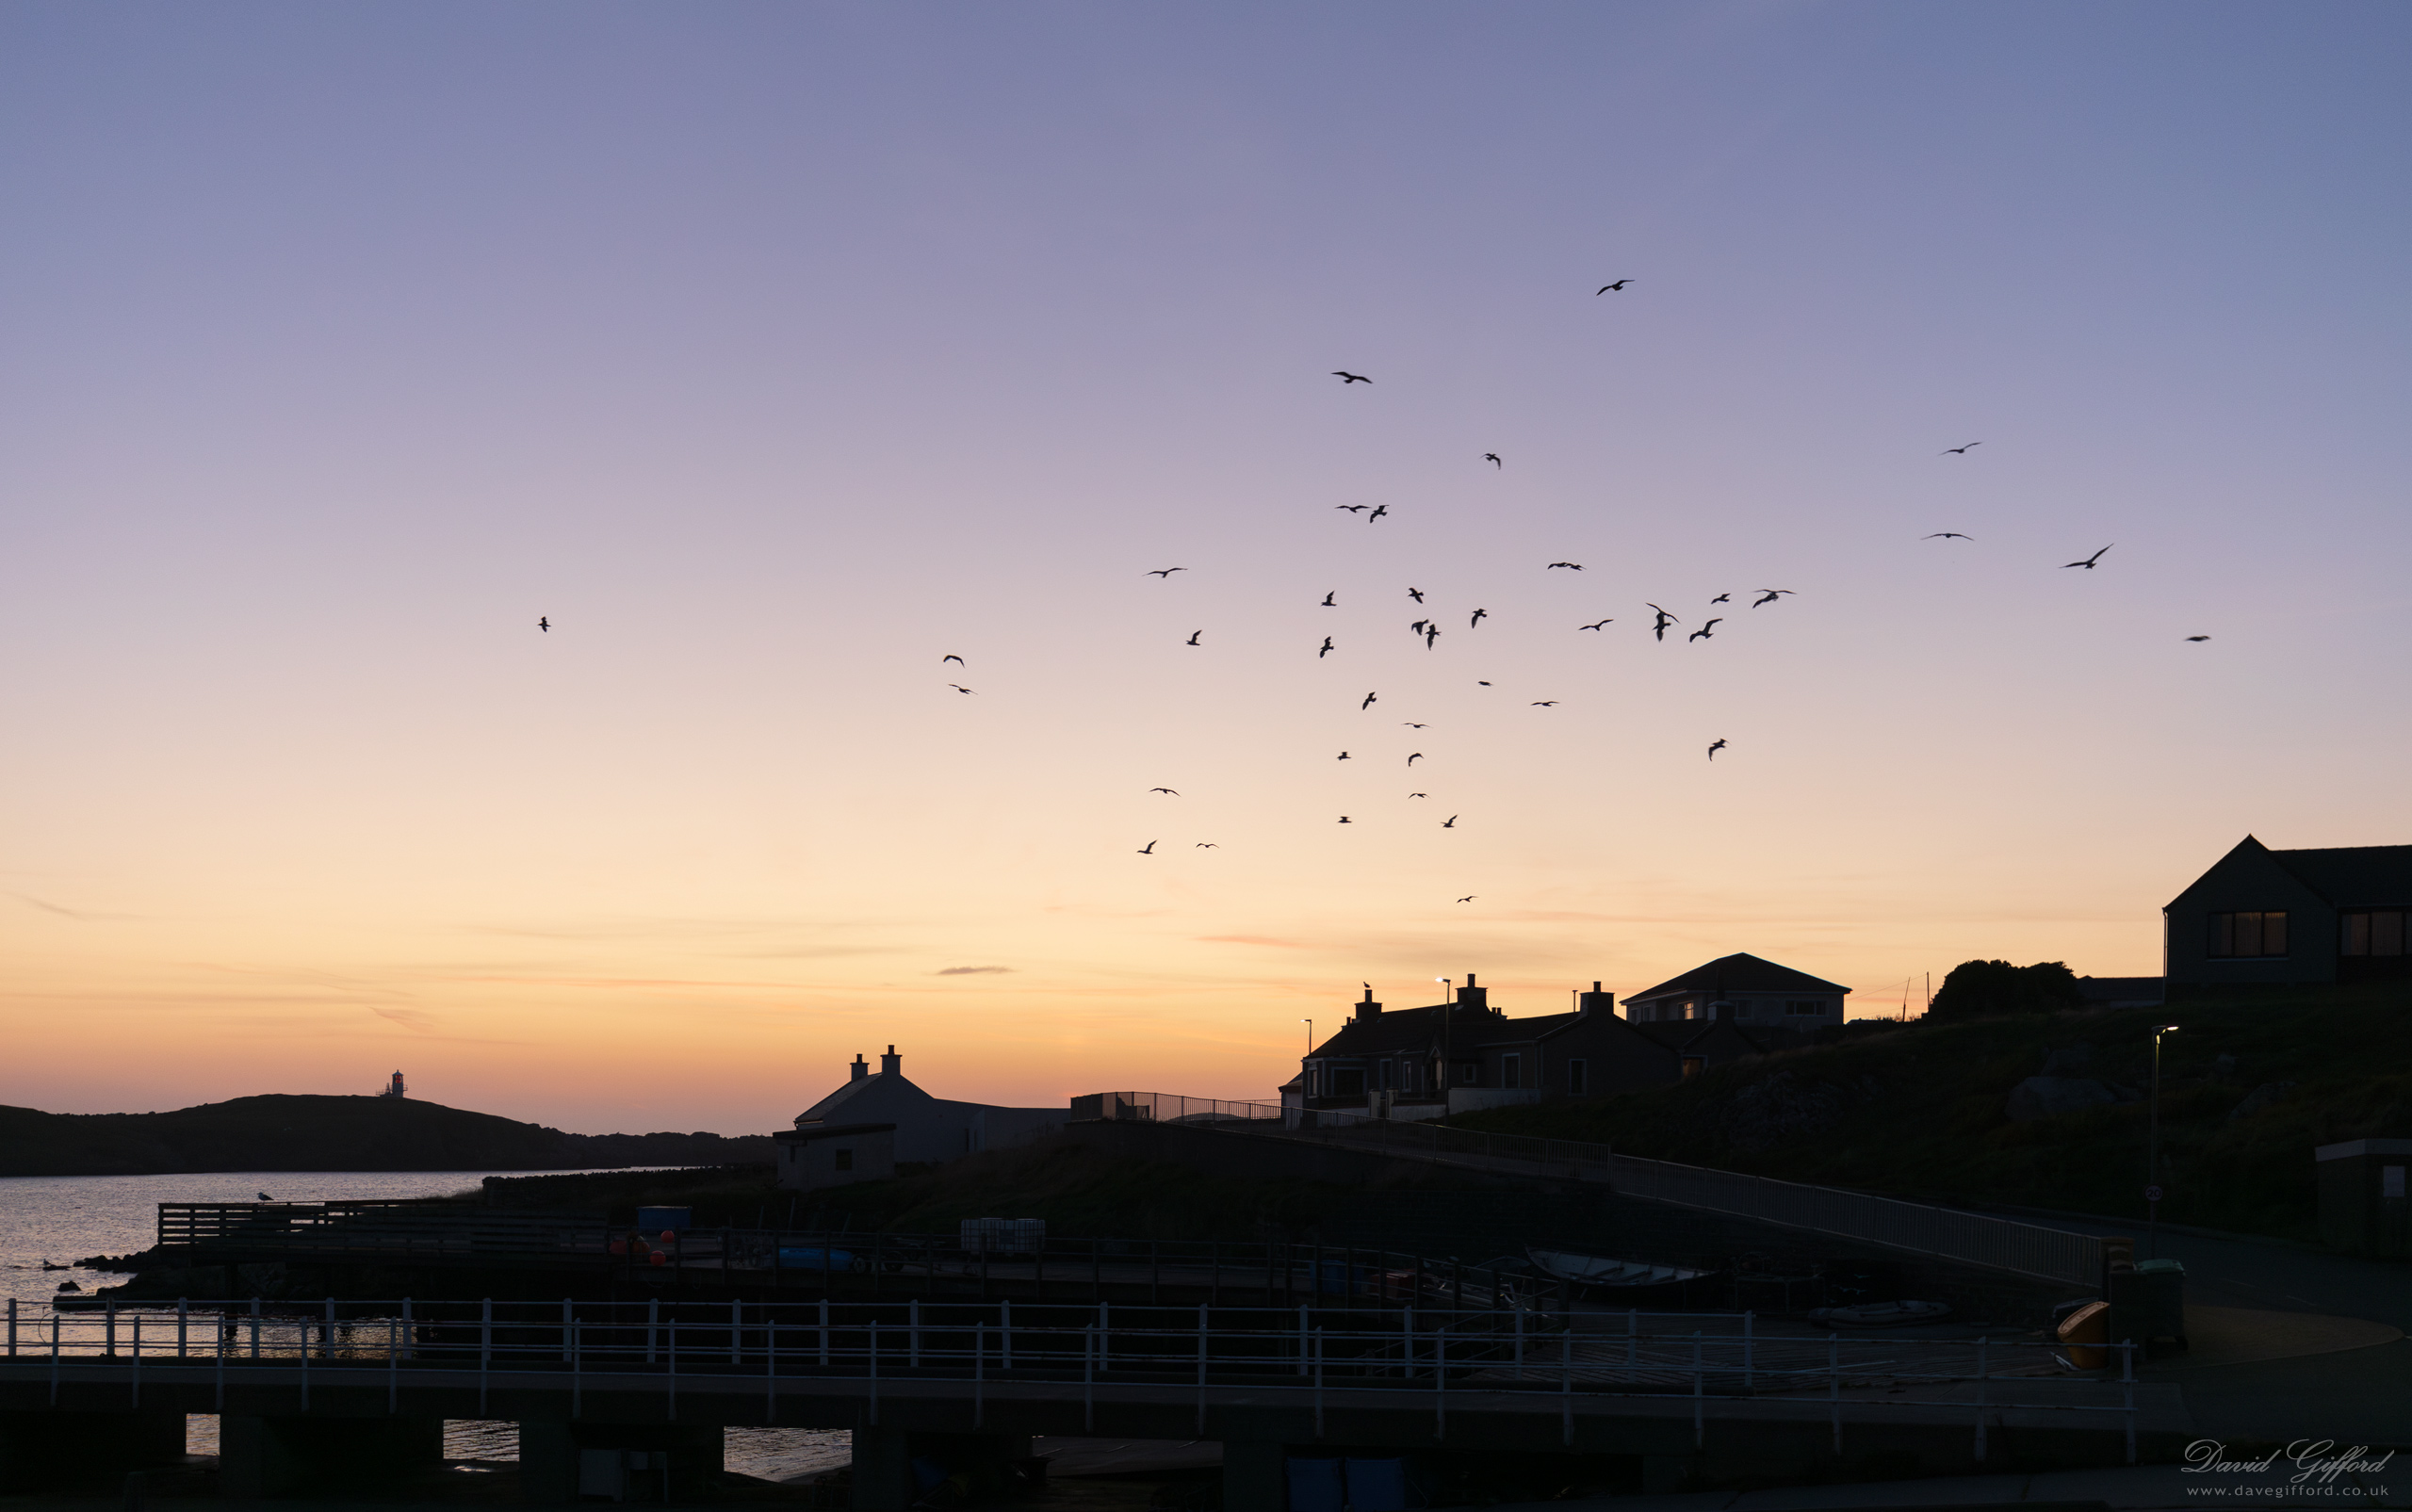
[791,1047,1062,1164]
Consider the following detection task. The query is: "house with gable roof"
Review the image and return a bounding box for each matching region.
[2166,836,2412,992]
[1622,951,1850,1031]
[785,1046,1062,1167]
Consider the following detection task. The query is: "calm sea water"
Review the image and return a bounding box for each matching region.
[0,1170,852,1483]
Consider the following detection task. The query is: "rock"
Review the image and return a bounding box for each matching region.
[1720,1071,1875,1152]
[2039,1043,2097,1077]
[2226,1081,2295,1123]
[2005,1076,2121,1122]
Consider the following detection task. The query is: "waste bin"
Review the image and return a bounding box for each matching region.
[2111,1258,2186,1356]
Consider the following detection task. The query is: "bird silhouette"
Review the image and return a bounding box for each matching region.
[1711,593,1732,606]
[1688,619,1721,642]
[1332,371,1371,384]
[1196,843,1217,848]
[1596,280,1631,293]
[1321,591,1336,607]
[1548,561,1582,571]
[2185,635,2211,642]
[1752,590,1794,608]
[1408,792,1426,798]
[1483,453,1502,468]
[1401,723,1427,728]
[948,684,975,694]
[258,1192,274,1201]
[1579,619,1614,631]
[942,654,964,664]
[1318,637,1334,658]
[1707,739,1726,760]
[537,617,549,632]
[1185,630,1201,645]
[1941,442,1981,455]
[1442,815,1458,828]
[1137,841,1158,854]
[1337,751,1351,760]
[1366,504,1388,522]
[2062,545,2113,569]
[1649,605,1677,641]
[1361,691,1377,709]
[1469,609,1488,628]
[1407,587,1424,603]
[1424,626,1440,649]
[1147,567,1186,577]
[1335,504,1368,513]
[1149,788,1179,795]
[1410,619,1429,635]
[1338,816,1352,823]
[1476,680,1491,686]
[1407,753,1424,765]
[1457,895,1476,902]
[1922,532,1974,541]
[1531,701,1557,707]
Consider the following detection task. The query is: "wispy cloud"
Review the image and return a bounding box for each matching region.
[369,1006,437,1032]
[936,966,1012,976]
[1197,935,1308,949]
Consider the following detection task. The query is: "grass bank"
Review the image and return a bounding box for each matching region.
[1451,984,2412,1242]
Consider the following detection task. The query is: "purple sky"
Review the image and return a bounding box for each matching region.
[3,3,2405,1132]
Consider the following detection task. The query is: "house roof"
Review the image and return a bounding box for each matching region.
[1309,1000,1608,1060]
[1624,951,1850,1004]
[2265,842,2412,906]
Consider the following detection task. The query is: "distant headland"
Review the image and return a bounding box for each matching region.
[0,1094,771,1178]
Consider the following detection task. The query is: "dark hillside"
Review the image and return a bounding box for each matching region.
[1454,984,2412,1242]
[0,1095,772,1177]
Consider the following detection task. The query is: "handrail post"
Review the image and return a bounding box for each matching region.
[1083,1325,1095,1433]
[731,1297,742,1367]
[387,1318,399,1414]
[1196,1303,1208,1436]
[8,1297,14,1358]
[910,1298,921,1367]
[1296,1303,1309,1377]
[571,1318,580,1420]
[1691,1332,1703,1449]
[177,1298,187,1359]
[1434,1328,1446,1439]
[1743,1310,1753,1390]
[1313,1327,1324,1440]
[819,1299,829,1366]
[480,1299,492,1416]
[974,1323,985,1430]
[1829,1333,1841,1455]
[666,1321,676,1420]
[765,1321,777,1422]
[1975,1336,1988,1462]
[646,1297,658,1365]
[868,1321,879,1425]
[1002,1299,1012,1372]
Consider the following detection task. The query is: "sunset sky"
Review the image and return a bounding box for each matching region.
[4,3,2406,1135]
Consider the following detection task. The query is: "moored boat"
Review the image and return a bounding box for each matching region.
[1525,1246,1718,1292]
[1806,1299,1954,1327]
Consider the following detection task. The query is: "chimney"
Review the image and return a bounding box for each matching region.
[849,1054,869,1082]
[1456,972,1488,1015]
[880,1045,902,1077]
[1356,984,1381,1019]
[1578,981,1614,1017]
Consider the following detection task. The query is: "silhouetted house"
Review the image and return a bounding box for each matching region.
[1622,952,1850,1029]
[1628,1017,1776,1080]
[1286,973,1737,1116]
[790,1047,1061,1164]
[774,1122,895,1192]
[2166,837,2412,993]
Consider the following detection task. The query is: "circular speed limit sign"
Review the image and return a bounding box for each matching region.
[2144,1184,2164,1203]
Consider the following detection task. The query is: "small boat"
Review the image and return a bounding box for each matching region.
[1526,1246,1718,1291]
[1807,1299,1953,1327]
[40,1260,69,1272]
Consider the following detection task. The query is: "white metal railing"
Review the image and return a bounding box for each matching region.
[1076,1091,2107,1288]
[0,1295,2144,1462]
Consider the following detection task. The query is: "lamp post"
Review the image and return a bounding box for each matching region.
[2148,1023,2179,1257]
[1435,978,1453,1118]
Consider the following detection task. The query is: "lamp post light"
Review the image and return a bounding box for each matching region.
[2148,1023,2179,1257]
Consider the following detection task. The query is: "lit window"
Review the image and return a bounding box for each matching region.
[1785,1000,1823,1016]
[2208,912,2289,959]
[2342,911,2406,957]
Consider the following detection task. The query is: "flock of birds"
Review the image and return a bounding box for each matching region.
[529,280,2205,888]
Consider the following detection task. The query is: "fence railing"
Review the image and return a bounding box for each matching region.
[1076,1092,2107,1289]
[0,1295,2144,1462]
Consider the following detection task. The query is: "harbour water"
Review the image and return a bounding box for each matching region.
[0,1170,852,1482]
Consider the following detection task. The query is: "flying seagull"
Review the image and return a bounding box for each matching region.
[1185,630,1200,645]
[1531,701,1557,707]
[1547,561,1583,571]
[1337,751,1351,760]
[1688,619,1721,642]
[1922,532,1974,541]
[2062,545,2113,570]
[1408,791,1426,798]
[1484,453,1502,468]
[1338,816,1352,823]
[947,683,975,694]
[1149,788,1179,795]
[1407,587,1424,603]
[1424,626,1440,649]
[1147,567,1186,577]
[1407,753,1424,765]
[537,616,549,631]
[1458,895,1476,902]
[1401,723,1426,728]
[1442,815,1458,828]
[942,654,964,664]
[1335,504,1368,513]
[1332,371,1371,384]
[1137,841,1157,854]
[1318,637,1334,658]
[1366,504,1388,523]
[2185,635,2210,642]
[1596,280,1631,293]
[1361,691,1377,709]
[1707,739,1726,760]
[1469,609,1488,627]
[1321,591,1336,607]
[1196,842,1217,848]
[1941,442,1981,455]
[1476,680,1491,686]
[1752,590,1794,609]
[1648,605,1677,641]
[1580,618,1614,631]
[1410,619,1429,634]
[1710,593,1731,605]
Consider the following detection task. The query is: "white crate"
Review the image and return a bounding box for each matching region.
[959,1217,1045,1255]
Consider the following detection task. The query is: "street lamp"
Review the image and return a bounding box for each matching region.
[2148,1023,2179,1256]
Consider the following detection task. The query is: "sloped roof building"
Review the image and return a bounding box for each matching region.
[2166,836,2412,991]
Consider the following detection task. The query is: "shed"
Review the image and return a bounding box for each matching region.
[2316,1138,2412,1258]
[774,1122,897,1193]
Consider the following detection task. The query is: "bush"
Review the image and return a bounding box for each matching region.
[1927,959,2083,1022]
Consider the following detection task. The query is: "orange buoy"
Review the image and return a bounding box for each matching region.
[660,1229,677,1244]
[649,1250,667,1266]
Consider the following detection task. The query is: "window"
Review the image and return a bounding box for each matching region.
[2342,910,2408,957]
[1785,1000,1824,1016]
[1502,1054,1521,1089]
[1399,1061,1419,1094]
[2208,911,2289,959]
[1456,1062,1476,1085]
[1567,1059,1589,1096]
[1681,1056,1704,1080]
[1328,1069,1365,1097]
[834,1148,853,1172]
